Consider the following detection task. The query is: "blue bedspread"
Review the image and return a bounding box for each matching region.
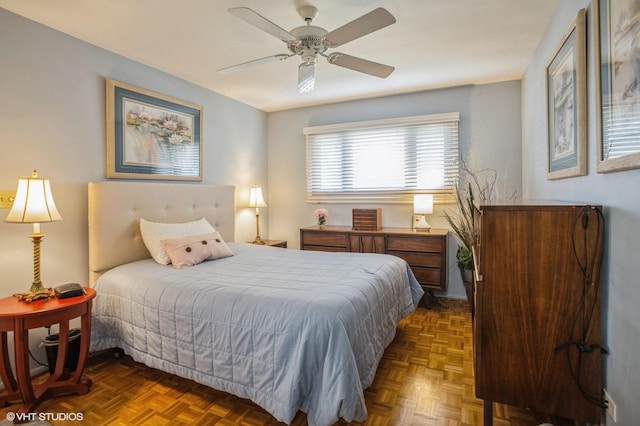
[90,242,423,425]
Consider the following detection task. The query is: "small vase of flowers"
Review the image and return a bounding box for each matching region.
[314,208,329,228]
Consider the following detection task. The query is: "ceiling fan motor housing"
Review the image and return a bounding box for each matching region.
[288,25,328,58]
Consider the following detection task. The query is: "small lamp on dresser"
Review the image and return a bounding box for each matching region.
[5,170,62,301]
[249,185,267,244]
[413,194,433,231]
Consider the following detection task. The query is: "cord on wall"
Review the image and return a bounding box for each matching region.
[555,205,608,409]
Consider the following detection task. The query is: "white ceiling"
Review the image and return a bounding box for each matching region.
[0,0,559,112]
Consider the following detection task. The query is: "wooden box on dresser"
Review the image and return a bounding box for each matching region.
[473,202,604,425]
[300,225,448,293]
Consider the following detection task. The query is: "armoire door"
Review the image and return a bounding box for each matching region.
[473,203,603,424]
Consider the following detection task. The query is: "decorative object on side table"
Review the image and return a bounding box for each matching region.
[249,185,267,244]
[4,170,62,302]
[314,208,328,228]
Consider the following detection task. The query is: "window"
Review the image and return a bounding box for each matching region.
[304,113,460,203]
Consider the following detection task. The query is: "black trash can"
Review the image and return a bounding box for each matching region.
[42,328,81,374]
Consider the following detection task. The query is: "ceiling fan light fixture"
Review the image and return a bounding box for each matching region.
[298,62,316,93]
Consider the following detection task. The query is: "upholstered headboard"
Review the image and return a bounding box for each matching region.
[88,181,235,284]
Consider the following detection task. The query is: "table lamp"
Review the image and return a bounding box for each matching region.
[413,194,433,231]
[249,185,266,244]
[5,170,62,301]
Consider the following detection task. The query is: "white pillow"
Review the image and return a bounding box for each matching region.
[140,218,215,265]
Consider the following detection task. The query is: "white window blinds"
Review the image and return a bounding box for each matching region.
[304,113,460,203]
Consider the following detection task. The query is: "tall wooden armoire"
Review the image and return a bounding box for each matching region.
[473,202,605,424]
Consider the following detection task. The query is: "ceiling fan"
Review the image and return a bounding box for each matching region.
[218,5,396,93]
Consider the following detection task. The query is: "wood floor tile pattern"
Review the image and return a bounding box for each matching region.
[1,300,579,425]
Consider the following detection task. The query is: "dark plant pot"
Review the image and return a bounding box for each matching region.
[461,268,474,316]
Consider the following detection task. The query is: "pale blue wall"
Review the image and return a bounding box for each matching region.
[522,1,640,424]
[267,81,523,299]
[0,8,267,371]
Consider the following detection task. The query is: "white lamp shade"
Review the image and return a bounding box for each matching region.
[5,172,62,223]
[249,186,267,208]
[413,194,433,214]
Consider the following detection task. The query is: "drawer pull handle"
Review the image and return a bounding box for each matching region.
[472,246,483,282]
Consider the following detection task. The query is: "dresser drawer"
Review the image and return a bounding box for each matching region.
[387,235,444,252]
[388,251,443,268]
[302,245,347,253]
[410,266,442,287]
[301,231,348,249]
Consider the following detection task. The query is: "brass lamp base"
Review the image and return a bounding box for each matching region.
[30,280,47,294]
[13,232,55,302]
[15,283,54,302]
[253,210,265,244]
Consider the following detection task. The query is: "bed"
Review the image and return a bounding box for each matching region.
[88,181,423,426]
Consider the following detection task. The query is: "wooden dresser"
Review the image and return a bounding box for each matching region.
[473,203,604,424]
[300,225,448,292]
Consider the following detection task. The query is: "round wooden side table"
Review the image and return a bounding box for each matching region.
[0,287,96,415]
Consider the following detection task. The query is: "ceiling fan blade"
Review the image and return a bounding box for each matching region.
[228,7,298,43]
[324,8,396,47]
[327,52,394,78]
[298,62,316,93]
[217,54,290,74]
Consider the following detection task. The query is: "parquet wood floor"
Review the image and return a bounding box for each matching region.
[1,300,583,425]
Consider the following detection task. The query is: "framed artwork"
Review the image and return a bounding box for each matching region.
[545,9,587,180]
[106,79,203,181]
[594,0,640,173]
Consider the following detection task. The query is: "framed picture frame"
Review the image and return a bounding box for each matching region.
[545,8,587,180]
[594,0,640,173]
[106,79,203,181]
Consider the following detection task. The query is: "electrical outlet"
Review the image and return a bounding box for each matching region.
[603,388,617,422]
[0,190,16,209]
